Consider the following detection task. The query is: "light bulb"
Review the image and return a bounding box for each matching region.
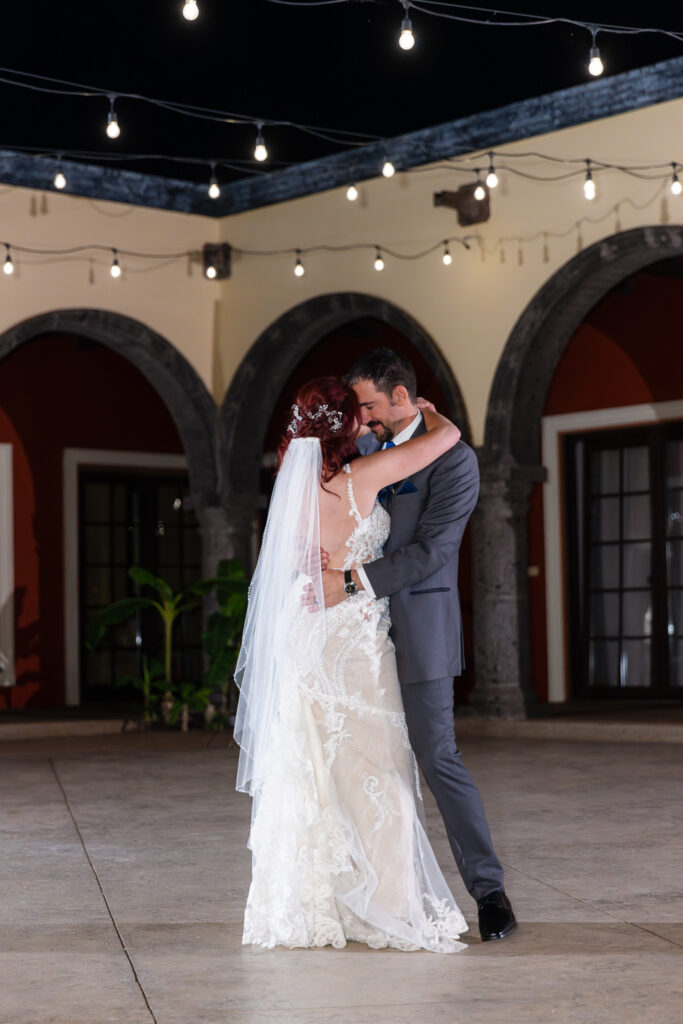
[474,181,486,201]
[374,249,384,271]
[399,17,415,50]
[294,253,305,277]
[382,159,395,178]
[183,0,199,21]
[106,110,120,139]
[54,170,66,190]
[671,170,682,196]
[205,264,217,280]
[110,252,121,278]
[208,177,220,199]
[486,158,499,189]
[3,251,14,275]
[253,126,268,162]
[442,245,452,266]
[346,184,359,201]
[583,169,596,201]
[588,46,604,77]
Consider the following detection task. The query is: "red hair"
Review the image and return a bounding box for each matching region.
[277,376,361,484]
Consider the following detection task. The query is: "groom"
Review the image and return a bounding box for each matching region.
[322,348,517,942]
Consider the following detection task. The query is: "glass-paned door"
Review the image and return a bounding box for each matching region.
[566,421,683,698]
[79,471,202,702]
[666,438,683,688]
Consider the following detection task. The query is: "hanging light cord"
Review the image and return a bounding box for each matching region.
[269,0,683,44]
[0,64,379,147]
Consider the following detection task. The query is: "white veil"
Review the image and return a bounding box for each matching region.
[234,437,326,796]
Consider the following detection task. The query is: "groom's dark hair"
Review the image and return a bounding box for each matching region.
[345,348,417,403]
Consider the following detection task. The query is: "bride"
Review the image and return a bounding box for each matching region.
[234,375,468,953]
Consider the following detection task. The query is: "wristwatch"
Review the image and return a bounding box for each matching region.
[344,570,359,597]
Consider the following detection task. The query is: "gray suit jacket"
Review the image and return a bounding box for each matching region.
[358,421,479,684]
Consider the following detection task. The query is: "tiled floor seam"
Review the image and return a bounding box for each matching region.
[502,860,683,950]
[48,757,159,1024]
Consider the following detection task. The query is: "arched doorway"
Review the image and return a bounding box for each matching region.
[219,293,476,701]
[475,226,683,717]
[219,293,471,564]
[0,310,218,502]
[0,310,219,709]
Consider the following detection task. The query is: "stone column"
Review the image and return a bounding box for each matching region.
[196,495,256,578]
[466,455,545,719]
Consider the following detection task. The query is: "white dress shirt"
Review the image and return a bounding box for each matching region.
[356,411,423,598]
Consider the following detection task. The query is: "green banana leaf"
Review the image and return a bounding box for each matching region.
[86,597,154,651]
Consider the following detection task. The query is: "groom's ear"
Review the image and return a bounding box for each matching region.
[392,385,410,407]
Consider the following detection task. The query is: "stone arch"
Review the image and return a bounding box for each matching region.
[470,226,683,718]
[0,308,218,504]
[486,225,683,463]
[219,292,471,533]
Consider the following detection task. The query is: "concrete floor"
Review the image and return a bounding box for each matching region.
[1,731,681,1024]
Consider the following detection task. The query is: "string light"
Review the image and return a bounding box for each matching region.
[0,64,379,159]
[0,234,474,280]
[253,124,268,162]
[399,2,415,50]
[587,29,604,77]
[442,242,452,266]
[208,164,221,199]
[53,162,67,190]
[486,154,499,189]
[671,164,682,195]
[382,157,396,178]
[106,96,121,139]
[583,161,596,200]
[110,249,122,278]
[3,245,14,276]
[182,0,199,21]
[473,174,486,201]
[346,184,359,201]
[9,138,683,201]
[294,250,305,277]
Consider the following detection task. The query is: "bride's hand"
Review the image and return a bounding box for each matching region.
[416,396,436,413]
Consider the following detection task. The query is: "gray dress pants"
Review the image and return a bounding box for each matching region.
[400,677,504,902]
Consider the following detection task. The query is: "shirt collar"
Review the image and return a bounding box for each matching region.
[386,411,423,447]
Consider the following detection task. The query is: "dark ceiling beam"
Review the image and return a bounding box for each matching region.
[2,53,683,217]
[0,149,214,216]
[217,54,683,215]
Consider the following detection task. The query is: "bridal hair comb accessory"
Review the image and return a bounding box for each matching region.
[287,403,343,435]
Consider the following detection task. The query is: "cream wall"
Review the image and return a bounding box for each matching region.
[216,96,683,445]
[0,184,219,394]
[1,94,682,439]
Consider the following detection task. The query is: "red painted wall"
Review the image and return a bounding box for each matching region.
[527,270,683,702]
[0,334,183,710]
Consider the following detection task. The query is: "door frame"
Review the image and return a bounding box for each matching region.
[541,400,683,703]
[63,448,187,706]
[0,443,13,689]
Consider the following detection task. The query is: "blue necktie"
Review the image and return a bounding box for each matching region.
[378,441,396,504]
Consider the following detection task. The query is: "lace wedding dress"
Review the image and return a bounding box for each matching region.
[241,462,467,953]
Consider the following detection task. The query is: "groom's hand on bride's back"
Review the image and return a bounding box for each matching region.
[301,569,347,612]
[301,548,330,613]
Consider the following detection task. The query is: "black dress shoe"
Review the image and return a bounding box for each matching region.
[478,889,517,941]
